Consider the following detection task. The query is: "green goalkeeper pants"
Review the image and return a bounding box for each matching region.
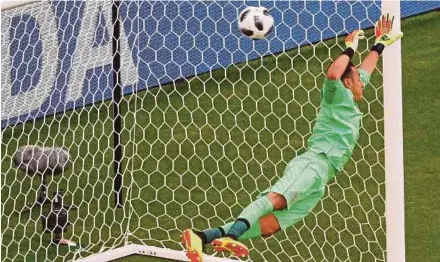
[260,150,336,230]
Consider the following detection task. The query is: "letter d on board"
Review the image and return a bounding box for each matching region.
[1,2,58,121]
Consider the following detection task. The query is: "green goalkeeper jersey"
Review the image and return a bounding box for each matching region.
[308,69,371,172]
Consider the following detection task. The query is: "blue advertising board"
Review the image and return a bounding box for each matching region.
[1,1,439,128]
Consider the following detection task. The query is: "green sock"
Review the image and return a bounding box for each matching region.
[197,227,225,245]
[221,221,262,240]
[226,196,273,240]
[197,221,263,245]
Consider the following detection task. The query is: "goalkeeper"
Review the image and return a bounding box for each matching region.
[181,14,403,261]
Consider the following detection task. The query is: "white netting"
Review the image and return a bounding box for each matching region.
[1,1,385,261]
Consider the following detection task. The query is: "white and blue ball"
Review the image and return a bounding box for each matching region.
[238,6,274,40]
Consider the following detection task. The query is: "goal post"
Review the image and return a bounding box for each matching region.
[382,1,406,262]
[0,0,414,261]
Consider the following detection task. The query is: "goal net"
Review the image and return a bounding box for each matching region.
[1,1,405,261]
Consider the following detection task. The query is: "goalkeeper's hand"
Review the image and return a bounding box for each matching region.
[344,30,365,53]
[374,13,403,48]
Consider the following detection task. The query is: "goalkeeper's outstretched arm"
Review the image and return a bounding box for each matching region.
[326,52,353,80]
[328,14,403,78]
[326,30,364,80]
[360,14,403,74]
[359,51,379,75]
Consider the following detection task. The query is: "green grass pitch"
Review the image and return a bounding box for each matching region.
[1,11,439,262]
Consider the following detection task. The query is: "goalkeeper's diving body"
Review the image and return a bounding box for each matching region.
[181,14,403,262]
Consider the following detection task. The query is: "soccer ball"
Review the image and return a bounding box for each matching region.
[238,6,274,40]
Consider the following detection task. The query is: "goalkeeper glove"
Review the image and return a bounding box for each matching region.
[372,13,403,55]
[345,30,365,53]
[342,30,364,59]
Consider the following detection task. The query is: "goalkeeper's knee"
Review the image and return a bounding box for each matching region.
[259,213,281,237]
